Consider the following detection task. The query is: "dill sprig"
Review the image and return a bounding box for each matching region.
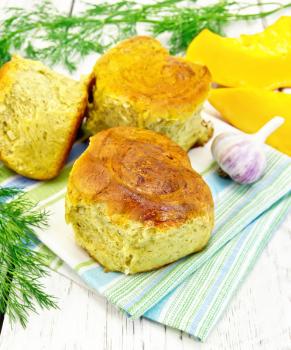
[0,0,290,72]
[0,187,57,327]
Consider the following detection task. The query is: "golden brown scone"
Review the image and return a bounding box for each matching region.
[0,55,88,180]
[85,36,213,150]
[66,127,214,274]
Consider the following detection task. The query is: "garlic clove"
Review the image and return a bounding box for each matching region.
[211,117,285,184]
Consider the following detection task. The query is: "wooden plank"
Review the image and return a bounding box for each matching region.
[0,213,290,350]
[1,1,290,349]
[0,0,72,14]
[0,0,73,337]
[258,0,291,27]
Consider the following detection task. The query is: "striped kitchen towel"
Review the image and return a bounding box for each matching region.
[1,132,290,341]
[143,194,290,340]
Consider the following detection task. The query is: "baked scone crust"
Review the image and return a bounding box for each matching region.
[66,127,214,273]
[85,36,213,150]
[0,55,88,180]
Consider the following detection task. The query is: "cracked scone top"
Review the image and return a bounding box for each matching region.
[86,36,213,150]
[66,127,214,274]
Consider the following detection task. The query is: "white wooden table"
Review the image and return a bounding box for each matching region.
[0,1,290,349]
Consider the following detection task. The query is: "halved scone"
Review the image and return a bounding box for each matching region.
[0,55,88,180]
[85,36,213,150]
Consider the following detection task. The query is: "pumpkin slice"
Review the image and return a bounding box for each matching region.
[209,88,291,156]
[186,17,291,89]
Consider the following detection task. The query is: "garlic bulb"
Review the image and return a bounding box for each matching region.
[211,117,285,184]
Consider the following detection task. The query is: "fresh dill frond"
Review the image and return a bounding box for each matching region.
[0,0,290,71]
[0,187,57,327]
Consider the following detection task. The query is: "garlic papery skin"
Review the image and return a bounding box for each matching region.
[211,133,266,184]
[211,117,285,184]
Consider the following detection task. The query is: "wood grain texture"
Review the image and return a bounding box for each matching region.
[0,213,290,350]
[0,0,291,349]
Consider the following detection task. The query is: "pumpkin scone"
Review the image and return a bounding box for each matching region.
[85,36,213,151]
[66,127,214,274]
[0,55,88,180]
